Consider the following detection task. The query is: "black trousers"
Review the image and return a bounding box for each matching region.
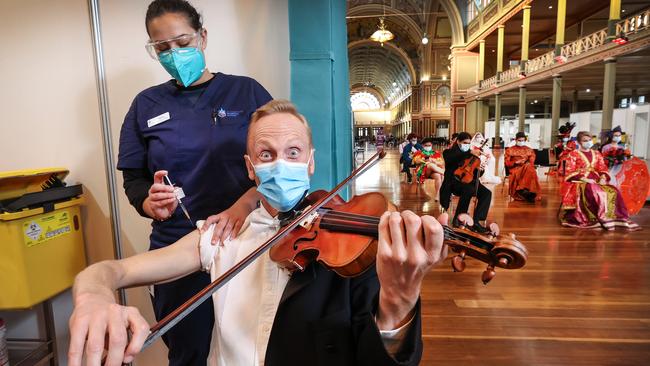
[440,176,492,222]
[152,271,214,366]
[402,160,413,180]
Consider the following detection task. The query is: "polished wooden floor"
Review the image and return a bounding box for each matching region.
[351,149,650,366]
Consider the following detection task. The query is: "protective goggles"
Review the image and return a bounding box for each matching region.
[145,30,203,60]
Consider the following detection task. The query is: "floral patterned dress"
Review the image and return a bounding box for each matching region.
[412,150,444,184]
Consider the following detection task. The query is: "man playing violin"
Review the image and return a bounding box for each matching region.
[439,132,492,233]
[68,100,448,366]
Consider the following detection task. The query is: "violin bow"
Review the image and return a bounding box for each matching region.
[139,149,387,351]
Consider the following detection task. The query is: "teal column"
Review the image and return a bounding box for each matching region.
[289,0,352,194]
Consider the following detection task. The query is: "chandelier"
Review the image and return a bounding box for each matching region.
[370,17,394,46]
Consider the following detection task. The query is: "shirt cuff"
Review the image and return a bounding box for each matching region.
[377,313,415,356]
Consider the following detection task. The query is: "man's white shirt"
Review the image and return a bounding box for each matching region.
[198,205,412,366]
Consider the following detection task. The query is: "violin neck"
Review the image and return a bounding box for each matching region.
[319,210,379,237]
[318,210,464,243]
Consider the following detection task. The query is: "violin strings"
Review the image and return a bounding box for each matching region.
[316,210,492,250]
[318,209,380,223]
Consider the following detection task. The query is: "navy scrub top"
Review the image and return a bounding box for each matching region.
[117,73,272,250]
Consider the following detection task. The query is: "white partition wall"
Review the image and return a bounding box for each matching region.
[570,105,650,158]
[100,1,290,364]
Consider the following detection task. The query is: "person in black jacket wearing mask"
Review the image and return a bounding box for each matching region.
[439,132,492,233]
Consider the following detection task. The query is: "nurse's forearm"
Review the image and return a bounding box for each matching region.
[237,187,263,211]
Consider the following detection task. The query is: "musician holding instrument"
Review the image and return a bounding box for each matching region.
[68,100,449,366]
[439,132,492,234]
[504,132,541,203]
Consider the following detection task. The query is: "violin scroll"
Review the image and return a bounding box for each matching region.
[444,225,528,284]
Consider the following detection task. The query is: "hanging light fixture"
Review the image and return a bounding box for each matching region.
[370,17,394,46]
[421,34,429,45]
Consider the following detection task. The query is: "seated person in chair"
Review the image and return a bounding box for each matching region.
[504,132,541,202]
[439,132,492,234]
[401,133,422,184]
[559,131,639,231]
[67,100,449,366]
[411,137,444,199]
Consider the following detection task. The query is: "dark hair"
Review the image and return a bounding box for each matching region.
[407,133,418,140]
[146,0,202,34]
[515,132,527,140]
[421,137,434,145]
[457,132,472,142]
[451,133,459,139]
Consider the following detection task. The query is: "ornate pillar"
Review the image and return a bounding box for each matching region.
[551,75,562,144]
[518,86,526,132]
[496,25,505,75]
[478,40,486,81]
[554,0,567,56]
[602,58,617,131]
[494,93,502,148]
[607,0,622,40]
[571,89,579,113]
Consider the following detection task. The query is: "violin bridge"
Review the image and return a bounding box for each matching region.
[299,208,319,230]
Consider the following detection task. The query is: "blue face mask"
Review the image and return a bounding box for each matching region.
[460,143,471,152]
[158,47,205,87]
[581,140,594,150]
[250,155,311,212]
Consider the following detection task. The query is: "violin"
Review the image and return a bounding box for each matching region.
[454,140,488,184]
[271,190,528,283]
[136,150,528,352]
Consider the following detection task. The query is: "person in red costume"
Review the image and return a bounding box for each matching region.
[412,138,445,200]
[558,131,639,231]
[504,132,540,202]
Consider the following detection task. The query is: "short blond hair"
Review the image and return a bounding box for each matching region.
[247,100,313,151]
[577,131,592,141]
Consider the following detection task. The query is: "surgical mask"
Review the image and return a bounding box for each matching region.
[612,136,622,143]
[562,137,569,142]
[159,47,206,87]
[460,143,471,152]
[249,154,311,212]
[423,146,432,152]
[516,141,525,147]
[581,140,594,150]
[410,140,417,144]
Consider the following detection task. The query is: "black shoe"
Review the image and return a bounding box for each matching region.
[525,192,537,203]
[471,223,490,234]
[407,178,412,184]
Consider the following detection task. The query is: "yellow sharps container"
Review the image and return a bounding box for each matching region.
[0,168,86,309]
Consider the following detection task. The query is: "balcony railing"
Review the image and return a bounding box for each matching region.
[480,74,498,89]
[524,51,554,74]
[560,29,607,59]
[474,8,650,93]
[616,9,650,35]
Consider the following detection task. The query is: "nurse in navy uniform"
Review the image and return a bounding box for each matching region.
[116,1,272,364]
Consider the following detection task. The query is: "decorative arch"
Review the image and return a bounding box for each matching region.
[348,39,418,84]
[347,4,424,46]
[438,0,464,46]
[347,1,464,47]
[350,84,386,106]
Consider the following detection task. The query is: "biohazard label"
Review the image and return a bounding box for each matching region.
[23,210,72,247]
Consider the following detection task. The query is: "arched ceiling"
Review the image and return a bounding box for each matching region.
[349,43,413,103]
[347,0,459,108]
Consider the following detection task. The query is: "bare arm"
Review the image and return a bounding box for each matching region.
[69,230,202,366]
